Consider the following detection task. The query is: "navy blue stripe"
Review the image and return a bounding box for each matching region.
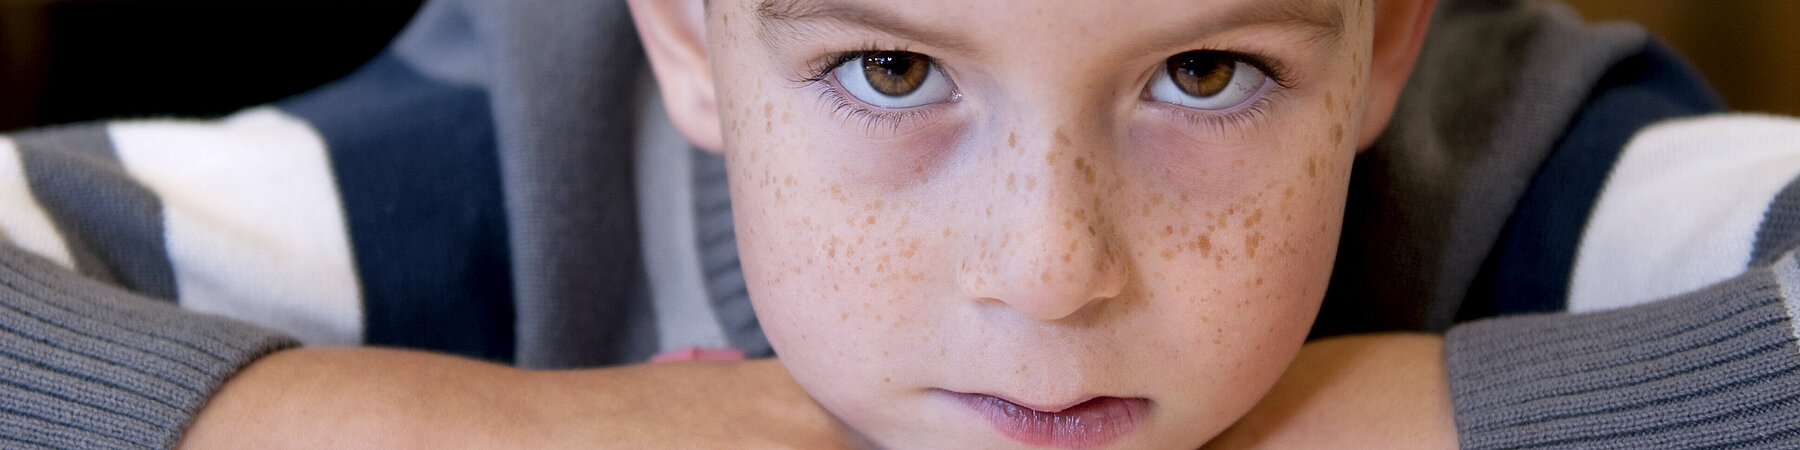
[11,124,179,301]
[1465,39,1726,318]
[277,53,514,362]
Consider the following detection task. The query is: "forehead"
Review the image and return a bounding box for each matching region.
[746,0,1348,56]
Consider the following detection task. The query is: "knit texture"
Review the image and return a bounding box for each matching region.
[0,245,297,449]
[1447,254,1800,449]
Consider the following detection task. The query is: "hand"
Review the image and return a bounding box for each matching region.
[180,348,860,448]
[1203,333,1457,450]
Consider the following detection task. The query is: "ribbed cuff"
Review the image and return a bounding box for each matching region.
[1446,261,1800,449]
[0,246,299,449]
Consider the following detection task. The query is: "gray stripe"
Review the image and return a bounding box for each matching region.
[1447,266,1800,449]
[692,147,771,358]
[0,242,297,449]
[1752,175,1800,268]
[11,124,178,301]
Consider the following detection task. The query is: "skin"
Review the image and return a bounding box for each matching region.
[637,0,1443,447]
[181,0,1451,448]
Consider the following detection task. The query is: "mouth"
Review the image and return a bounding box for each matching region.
[944,390,1150,449]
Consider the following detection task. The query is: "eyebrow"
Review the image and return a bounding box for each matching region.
[754,0,978,54]
[753,0,1345,55]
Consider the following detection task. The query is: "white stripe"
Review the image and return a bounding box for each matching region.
[635,83,729,351]
[1571,114,1800,312]
[1771,253,1800,344]
[0,137,76,269]
[109,108,362,346]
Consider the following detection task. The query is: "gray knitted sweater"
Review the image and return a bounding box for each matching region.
[1,0,1797,448]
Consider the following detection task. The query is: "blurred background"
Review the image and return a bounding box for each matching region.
[0,0,422,132]
[0,0,1796,132]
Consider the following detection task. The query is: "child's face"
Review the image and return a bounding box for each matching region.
[709,0,1370,447]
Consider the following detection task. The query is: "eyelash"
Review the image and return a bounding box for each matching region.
[790,47,1297,135]
[793,46,946,134]
[1154,50,1295,135]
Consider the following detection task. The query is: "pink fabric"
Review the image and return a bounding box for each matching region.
[650,347,746,362]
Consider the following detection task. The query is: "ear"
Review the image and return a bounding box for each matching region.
[1358,0,1438,151]
[627,0,725,153]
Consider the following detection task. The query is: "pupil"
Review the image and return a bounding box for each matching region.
[863,52,930,97]
[1169,51,1235,98]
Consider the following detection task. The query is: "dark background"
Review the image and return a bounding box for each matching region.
[0,0,424,132]
[1,1,1796,132]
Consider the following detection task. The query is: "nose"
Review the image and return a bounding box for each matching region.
[960,126,1127,322]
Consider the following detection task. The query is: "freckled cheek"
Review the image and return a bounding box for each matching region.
[731,167,945,366]
[1124,154,1344,356]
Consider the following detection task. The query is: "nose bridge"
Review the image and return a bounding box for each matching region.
[960,108,1126,322]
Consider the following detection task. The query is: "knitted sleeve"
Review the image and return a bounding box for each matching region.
[0,244,297,448]
[1446,115,1800,448]
[0,115,351,447]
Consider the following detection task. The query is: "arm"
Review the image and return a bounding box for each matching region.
[1204,334,1456,450]
[180,350,858,448]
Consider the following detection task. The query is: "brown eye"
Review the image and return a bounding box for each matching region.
[1147,50,1271,111]
[1166,51,1235,98]
[862,51,933,96]
[831,50,957,108]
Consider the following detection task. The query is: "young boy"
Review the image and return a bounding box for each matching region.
[1,0,1796,448]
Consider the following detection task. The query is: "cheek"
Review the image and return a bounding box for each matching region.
[725,115,948,385]
[1121,107,1355,396]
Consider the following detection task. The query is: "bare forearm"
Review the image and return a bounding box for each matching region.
[179,348,856,448]
[1205,333,1456,450]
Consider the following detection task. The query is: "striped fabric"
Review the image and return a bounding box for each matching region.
[1,111,361,346]
[1571,115,1800,312]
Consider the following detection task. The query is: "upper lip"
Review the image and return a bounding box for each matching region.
[978,393,1097,413]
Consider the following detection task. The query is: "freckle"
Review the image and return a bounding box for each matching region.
[1064,219,1074,230]
[1245,231,1264,259]
[765,120,771,133]
[833,283,840,291]
[1161,248,1176,260]
[1194,234,1213,256]
[1019,364,1029,374]
[782,110,792,123]
[841,312,849,321]
[1243,209,1263,228]
[884,377,891,383]
[943,228,952,237]
[866,215,876,225]
[1150,193,1164,206]
[1008,132,1017,148]
[1040,270,1052,283]
[1007,173,1017,192]
[1163,225,1174,236]
[986,206,993,217]
[1330,124,1344,145]
[1180,193,1191,203]
[763,102,772,116]
[1026,176,1038,191]
[1306,156,1319,179]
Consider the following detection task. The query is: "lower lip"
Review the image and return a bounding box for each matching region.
[948,391,1149,449]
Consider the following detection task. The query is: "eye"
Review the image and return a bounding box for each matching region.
[831,51,957,109]
[1146,50,1271,111]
